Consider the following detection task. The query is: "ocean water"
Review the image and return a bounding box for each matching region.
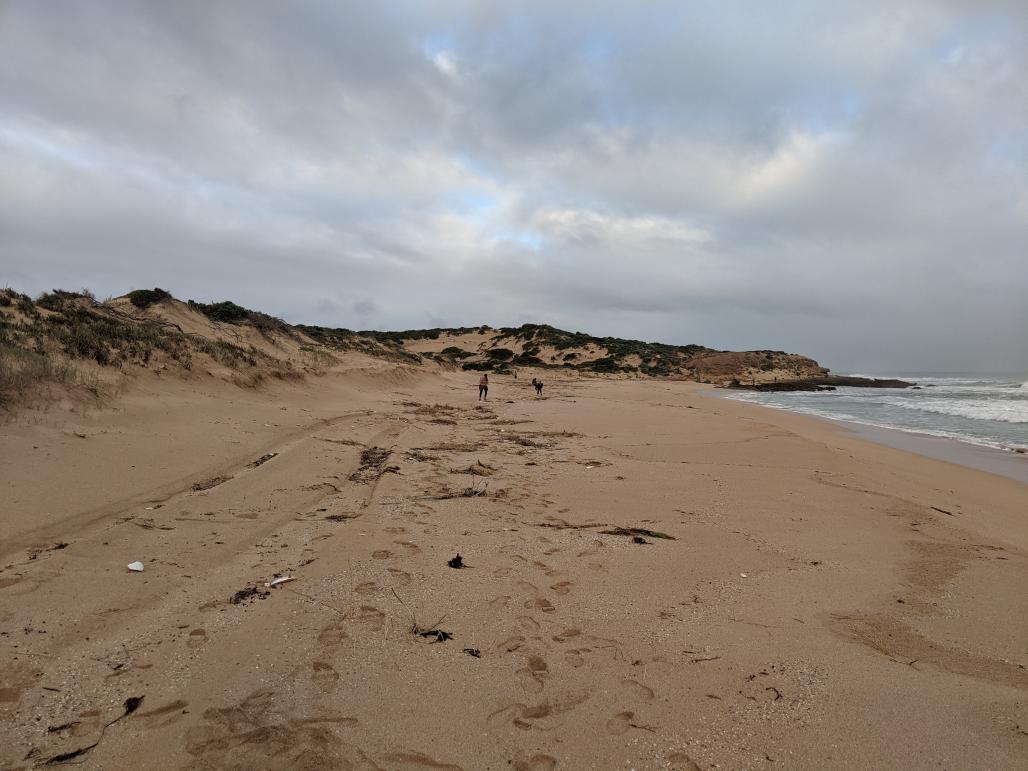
[724,373,1028,452]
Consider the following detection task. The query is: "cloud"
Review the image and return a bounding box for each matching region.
[1,0,1026,371]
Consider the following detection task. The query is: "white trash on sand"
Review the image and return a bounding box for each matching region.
[265,575,295,588]
[127,561,144,572]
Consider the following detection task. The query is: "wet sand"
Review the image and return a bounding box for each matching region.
[2,367,1027,769]
[842,421,1028,487]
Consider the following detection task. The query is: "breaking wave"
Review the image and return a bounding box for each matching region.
[723,373,1028,452]
[882,397,1028,424]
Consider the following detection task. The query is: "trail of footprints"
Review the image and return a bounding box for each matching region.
[201,404,665,767]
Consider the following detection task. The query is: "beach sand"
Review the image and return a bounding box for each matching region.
[2,365,1027,769]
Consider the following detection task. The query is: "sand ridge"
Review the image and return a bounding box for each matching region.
[1,369,1027,769]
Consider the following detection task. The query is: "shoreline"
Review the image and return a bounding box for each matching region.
[711,388,1028,487]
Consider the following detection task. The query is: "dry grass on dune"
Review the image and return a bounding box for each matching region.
[0,288,316,409]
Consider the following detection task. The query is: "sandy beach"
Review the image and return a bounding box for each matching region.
[2,364,1027,770]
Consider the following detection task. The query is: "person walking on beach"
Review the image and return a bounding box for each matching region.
[478,373,489,401]
[533,378,543,397]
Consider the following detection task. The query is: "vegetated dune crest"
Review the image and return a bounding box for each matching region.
[0,286,827,410]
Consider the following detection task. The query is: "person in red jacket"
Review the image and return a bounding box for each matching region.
[478,373,489,401]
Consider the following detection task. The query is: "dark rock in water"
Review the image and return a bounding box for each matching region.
[729,375,914,392]
[733,381,836,392]
[822,376,915,388]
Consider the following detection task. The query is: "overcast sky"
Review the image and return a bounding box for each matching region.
[2,1,1026,372]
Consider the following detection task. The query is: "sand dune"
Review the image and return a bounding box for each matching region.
[1,363,1027,770]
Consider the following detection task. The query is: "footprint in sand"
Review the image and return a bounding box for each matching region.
[486,703,525,727]
[516,669,546,694]
[318,621,350,647]
[517,616,540,632]
[622,679,655,701]
[185,689,364,768]
[494,567,512,578]
[605,711,634,735]
[312,661,340,692]
[564,651,585,667]
[516,655,550,693]
[384,526,407,534]
[488,596,511,611]
[496,635,525,653]
[576,540,607,559]
[489,702,552,730]
[387,568,412,585]
[355,581,378,596]
[667,752,702,770]
[372,550,393,559]
[552,627,581,643]
[550,581,573,596]
[137,699,190,729]
[393,541,420,554]
[514,755,558,771]
[524,598,556,613]
[357,605,386,631]
[187,628,207,648]
[65,709,102,738]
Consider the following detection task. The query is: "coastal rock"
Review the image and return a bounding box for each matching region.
[729,375,914,392]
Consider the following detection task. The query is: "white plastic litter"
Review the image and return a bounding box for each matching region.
[265,576,295,588]
[127,561,144,572]
[740,573,748,578]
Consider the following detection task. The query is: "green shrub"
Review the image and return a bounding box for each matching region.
[189,300,251,324]
[512,353,545,367]
[578,356,623,373]
[127,288,172,309]
[440,346,474,359]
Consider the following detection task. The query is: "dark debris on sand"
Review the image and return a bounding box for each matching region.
[230,586,270,605]
[417,629,453,643]
[192,475,231,492]
[602,526,676,540]
[248,452,278,468]
[349,447,399,483]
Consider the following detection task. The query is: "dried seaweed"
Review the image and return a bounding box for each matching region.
[601,527,675,540]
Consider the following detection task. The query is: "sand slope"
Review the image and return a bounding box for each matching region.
[1,368,1027,769]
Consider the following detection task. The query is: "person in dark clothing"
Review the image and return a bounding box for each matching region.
[533,378,543,397]
[478,373,489,401]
